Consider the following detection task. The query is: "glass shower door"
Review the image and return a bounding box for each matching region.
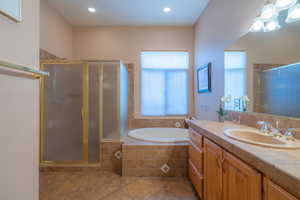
[40,62,88,163]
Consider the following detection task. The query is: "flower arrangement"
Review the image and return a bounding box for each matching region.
[217,95,231,122]
[240,95,250,112]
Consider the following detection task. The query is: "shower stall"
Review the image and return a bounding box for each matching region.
[39,60,128,165]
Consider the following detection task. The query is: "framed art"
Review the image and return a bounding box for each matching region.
[0,0,22,22]
[197,63,211,93]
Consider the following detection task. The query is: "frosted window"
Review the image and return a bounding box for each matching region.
[225,51,246,69]
[141,52,189,116]
[141,52,189,69]
[224,51,246,110]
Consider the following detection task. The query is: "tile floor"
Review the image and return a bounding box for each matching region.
[40,170,198,200]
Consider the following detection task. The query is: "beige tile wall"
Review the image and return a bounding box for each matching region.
[101,141,123,174]
[122,144,188,177]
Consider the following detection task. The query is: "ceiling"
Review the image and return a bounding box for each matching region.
[46,0,210,26]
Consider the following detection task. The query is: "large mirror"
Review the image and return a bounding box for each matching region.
[224,8,300,118]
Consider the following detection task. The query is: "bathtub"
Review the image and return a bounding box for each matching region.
[128,128,189,143]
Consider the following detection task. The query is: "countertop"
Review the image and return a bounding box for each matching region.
[189,120,300,199]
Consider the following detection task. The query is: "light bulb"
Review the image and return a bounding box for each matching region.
[264,18,281,32]
[249,17,264,32]
[260,4,278,21]
[163,7,171,13]
[88,7,96,13]
[275,0,297,11]
[286,4,300,23]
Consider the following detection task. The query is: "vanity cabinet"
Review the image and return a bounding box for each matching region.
[264,178,298,200]
[189,129,204,199]
[203,138,222,200]
[222,151,261,200]
[204,138,262,200]
[189,128,262,200]
[188,125,300,200]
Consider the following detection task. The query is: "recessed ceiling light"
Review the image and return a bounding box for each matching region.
[88,7,96,13]
[163,7,171,13]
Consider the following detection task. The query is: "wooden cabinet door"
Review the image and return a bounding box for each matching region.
[222,151,262,200]
[204,138,223,200]
[264,178,298,200]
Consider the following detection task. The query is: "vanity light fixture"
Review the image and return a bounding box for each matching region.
[88,7,96,13]
[264,18,281,31]
[275,0,297,11]
[249,17,265,32]
[286,4,300,23]
[260,3,278,21]
[163,7,171,13]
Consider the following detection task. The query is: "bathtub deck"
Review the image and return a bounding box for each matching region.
[123,135,189,146]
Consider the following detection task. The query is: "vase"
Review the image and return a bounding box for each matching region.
[218,115,225,123]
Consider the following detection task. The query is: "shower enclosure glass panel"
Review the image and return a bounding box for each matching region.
[102,62,119,140]
[42,63,86,162]
[88,62,100,163]
[40,60,128,165]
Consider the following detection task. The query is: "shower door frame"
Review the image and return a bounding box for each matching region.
[39,60,90,165]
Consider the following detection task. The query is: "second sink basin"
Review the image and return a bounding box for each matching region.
[225,129,300,149]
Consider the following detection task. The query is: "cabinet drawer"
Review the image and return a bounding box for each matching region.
[189,160,204,199]
[189,128,203,149]
[189,141,203,174]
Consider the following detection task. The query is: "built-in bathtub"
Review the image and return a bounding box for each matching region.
[127,128,189,143]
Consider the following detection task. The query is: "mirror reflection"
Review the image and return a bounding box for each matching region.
[224,11,300,118]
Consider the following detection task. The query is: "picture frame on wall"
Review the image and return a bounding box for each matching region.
[0,0,22,22]
[197,63,212,93]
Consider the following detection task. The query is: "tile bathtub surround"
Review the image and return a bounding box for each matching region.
[40,170,198,200]
[122,143,188,177]
[101,141,123,174]
[226,110,300,139]
[125,64,186,130]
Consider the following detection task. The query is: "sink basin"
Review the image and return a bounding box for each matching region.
[225,129,300,149]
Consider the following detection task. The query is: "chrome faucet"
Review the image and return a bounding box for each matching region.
[257,121,270,134]
[284,128,300,141]
[257,121,283,137]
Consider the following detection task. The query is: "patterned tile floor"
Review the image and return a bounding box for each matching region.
[40,170,198,200]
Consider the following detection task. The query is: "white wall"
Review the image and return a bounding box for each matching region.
[0,0,39,199]
[72,26,195,116]
[40,0,73,58]
[227,27,300,111]
[194,0,265,120]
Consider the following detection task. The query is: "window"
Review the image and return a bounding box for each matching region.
[224,51,246,110]
[141,51,189,116]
